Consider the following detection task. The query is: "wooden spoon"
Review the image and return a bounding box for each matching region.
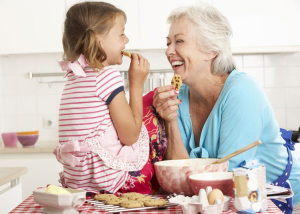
[211,140,262,164]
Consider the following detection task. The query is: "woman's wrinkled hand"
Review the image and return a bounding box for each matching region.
[153,85,181,122]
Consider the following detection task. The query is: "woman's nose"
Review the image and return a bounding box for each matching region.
[165,44,175,57]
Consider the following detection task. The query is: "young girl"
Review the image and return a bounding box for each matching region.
[53,1,164,195]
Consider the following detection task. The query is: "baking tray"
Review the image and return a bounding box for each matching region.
[87,196,178,213]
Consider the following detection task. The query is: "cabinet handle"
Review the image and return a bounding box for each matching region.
[149,74,154,91]
[160,73,165,86]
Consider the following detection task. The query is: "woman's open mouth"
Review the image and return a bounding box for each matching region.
[171,61,184,69]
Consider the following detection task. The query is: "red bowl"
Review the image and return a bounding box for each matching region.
[17,134,39,147]
[188,172,234,197]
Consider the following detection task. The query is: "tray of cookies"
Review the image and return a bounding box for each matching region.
[87,192,178,213]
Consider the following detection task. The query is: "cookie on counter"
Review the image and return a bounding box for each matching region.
[105,197,129,205]
[120,200,144,208]
[120,192,144,198]
[135,196,152,202]
[144,199,167,207]
[94,193,118,201]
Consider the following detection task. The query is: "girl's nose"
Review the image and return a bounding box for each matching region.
[124,35,129,44]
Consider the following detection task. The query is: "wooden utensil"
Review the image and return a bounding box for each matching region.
[211,140,262,164]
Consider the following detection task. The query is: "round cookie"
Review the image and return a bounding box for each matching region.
[136,196,152,202]
[120,200,144,208]
[105,197,129,205]
[94,193,117,201]
[144,199,167,207]
[121,192,144,198]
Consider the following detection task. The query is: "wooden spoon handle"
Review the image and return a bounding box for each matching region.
[212,140,262,165]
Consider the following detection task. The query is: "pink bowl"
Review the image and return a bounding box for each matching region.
[189,172,234,197]
[154,158,229,196]
[17,134,39,147]
[1,132,18,147]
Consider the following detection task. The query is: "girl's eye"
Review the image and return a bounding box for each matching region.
[176,40,183,43]
[166,42,171,46]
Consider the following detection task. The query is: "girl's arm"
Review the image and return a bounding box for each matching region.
[109,53,149,145]
[153,86,189,159]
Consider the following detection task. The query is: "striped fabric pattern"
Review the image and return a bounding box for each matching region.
[59,66,123,143]
[60,151,128,193]
[57,66,127,193]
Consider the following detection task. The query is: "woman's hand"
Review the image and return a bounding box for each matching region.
[128,53,150,89]
[153,85,181,122]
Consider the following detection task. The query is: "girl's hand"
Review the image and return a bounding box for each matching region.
[128,53,150,89]
[153,85,181,122]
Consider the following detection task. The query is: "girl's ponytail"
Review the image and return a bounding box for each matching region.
[62,1,126,71]
[83,29,106,72]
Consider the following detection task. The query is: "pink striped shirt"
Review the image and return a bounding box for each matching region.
[59,66,124,143]
[56,63,149,193]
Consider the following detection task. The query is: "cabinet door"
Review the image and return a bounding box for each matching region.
[0,0,65,54]
[65,0,139,50]
[213,0,300,47]
[139,0,212,49]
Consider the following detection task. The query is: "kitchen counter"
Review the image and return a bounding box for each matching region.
[0,141,56,154]
[0,167,28,186]
[0,167,28,214]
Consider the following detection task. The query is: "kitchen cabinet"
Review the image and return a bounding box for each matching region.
[65,0,139,50]
[213,0,300,48]
[1,0,300,54]
[0,153,63,201]
[0,0,65,54]
[139,0,300,52]
[139,0,212,49]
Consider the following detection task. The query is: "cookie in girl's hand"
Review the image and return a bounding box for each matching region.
[171,74,182,90]
[121,50,131,58]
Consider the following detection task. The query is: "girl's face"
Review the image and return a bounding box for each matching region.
[98,15,129,66]
[165,17,212,84]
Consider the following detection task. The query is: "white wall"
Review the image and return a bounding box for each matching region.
[0,56,3,137]
[0,51,300,146]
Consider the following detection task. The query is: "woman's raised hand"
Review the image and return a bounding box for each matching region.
[128,53,150,89]
[153,85,181,122]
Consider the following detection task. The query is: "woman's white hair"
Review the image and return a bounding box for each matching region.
[167,2,236,75]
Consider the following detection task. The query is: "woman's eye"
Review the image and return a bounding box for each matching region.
[166,42,171,46]
[176,40,183,43]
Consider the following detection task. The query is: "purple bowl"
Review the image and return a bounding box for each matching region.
[17,135,39,147]
[2,132,18,147]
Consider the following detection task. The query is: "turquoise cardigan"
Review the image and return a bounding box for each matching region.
[177,70,300,205]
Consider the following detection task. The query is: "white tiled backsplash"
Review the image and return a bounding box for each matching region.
[0,51,300,143]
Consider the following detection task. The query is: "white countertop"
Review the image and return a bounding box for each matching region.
[0,167,28,186]
[0,141,56,154]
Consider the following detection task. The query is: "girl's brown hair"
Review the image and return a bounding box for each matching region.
[62,1,126,71]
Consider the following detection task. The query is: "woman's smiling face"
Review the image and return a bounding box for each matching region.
[165,17,211,83]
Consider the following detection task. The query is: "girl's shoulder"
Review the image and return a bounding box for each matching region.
[95,66,121,78]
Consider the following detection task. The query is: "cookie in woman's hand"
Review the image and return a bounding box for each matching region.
[171,74,182,90]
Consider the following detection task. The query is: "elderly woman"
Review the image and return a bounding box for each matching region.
[153,2,300,213]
